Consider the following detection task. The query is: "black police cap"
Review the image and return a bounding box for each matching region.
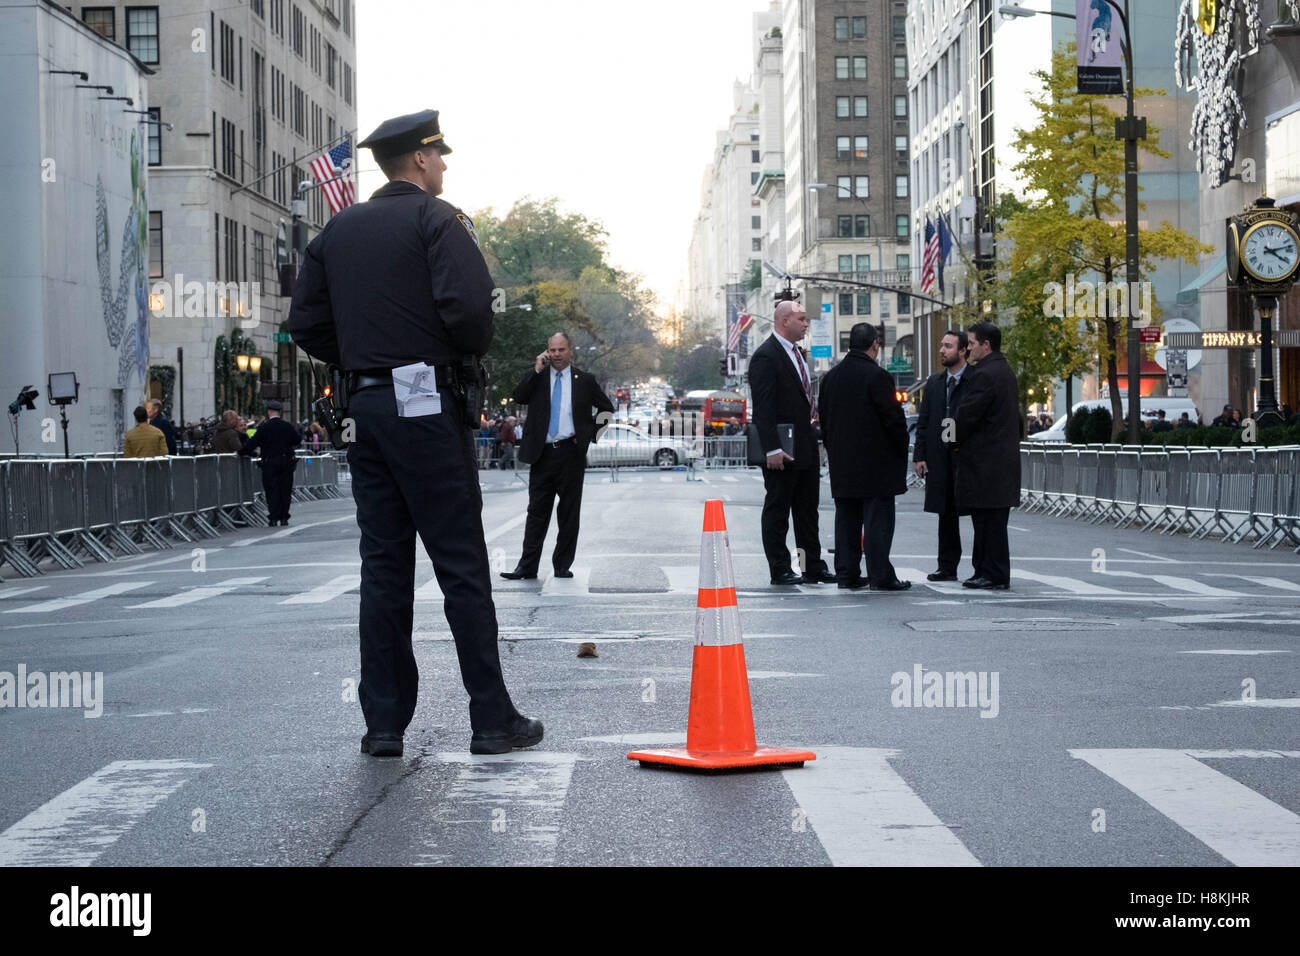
[356,109,452,159]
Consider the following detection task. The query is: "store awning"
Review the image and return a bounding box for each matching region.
[1176,255,1226,303]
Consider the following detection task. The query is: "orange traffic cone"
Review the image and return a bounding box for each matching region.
[628,500,816,771]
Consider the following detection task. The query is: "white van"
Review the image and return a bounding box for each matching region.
[1026,397,1201,442]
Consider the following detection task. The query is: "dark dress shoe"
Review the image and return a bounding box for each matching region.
[870,579,913,591]
[927,570,957,582]
[800,568,836,584]
[770,570,802,586]
[360,732,403,757]
[499,567,537,580]
[838,578,870,590]
[470,715,544,755]
[552,569,574,578]
[962,577,1008,590]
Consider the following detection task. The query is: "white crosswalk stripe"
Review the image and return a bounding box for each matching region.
[1012,570,1128,595]
[279,573,360,605]
[783,746,980,866]
[4,581,152,614]
[540,567,591,596]
[1099,570,1247,596]
[1070,749,1300,866]
[0,586,48,600]
[1204,574,1300,593]
[127,576,269,609]
[0,759,212,866]
[414,575,444,602]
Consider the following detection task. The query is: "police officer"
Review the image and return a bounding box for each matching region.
[239,400,301,526]
[288,109,541,758]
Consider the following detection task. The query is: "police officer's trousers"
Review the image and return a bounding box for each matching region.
[346,386,517,733]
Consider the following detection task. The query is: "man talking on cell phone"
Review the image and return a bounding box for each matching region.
[501,332,614,581]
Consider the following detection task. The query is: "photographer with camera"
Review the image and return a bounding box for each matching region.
[288,108,540,759]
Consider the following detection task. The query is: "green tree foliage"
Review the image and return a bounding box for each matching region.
[673,342,725,393]
[473,197,662,400]
[1001,47,1211,438]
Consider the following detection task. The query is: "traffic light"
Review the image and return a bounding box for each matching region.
[894,390,908,404]
[718,358,728,377]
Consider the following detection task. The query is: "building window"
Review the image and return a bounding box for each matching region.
[326,43,337,89]
[224,217,238,283]
[895,56,907,79]
[751,215,761,229]
[892,15,907,39]
[898,293,911,314]
[750,171,759,185]
[839,293,854,315]
[855,135,868,158]
[837,175,851,197]
[894,95,907,117]
[835,57,850,80]
[252,0,264,18]
[836,96,850,119]
[895,175,908,198]
[856,254,871,272]
[221,118,238,178]
[852,16,867,38]
[857,293,872,314]
[148,211,163,278]
[895,134,908,157]
[125,7,159,64]
[272,0,284,36]
[896,253,910,272]
[834,17,849,40]
[853,56,867,79]
[855,175,869,198]
[292,3,305,56]
[837,136,850,160]
[896,214,909,236]
[343,62,353,106]
[839,331,852,352]
[837,216,853,238]
[82,7,115,39]
[146,108,161,165]
[838,255,853,273]
[855,215,870,237]
[751,237,762,252]
[854,96,868,118]
[220,21,236,84]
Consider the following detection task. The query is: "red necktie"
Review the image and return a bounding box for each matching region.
[794,347,816,420]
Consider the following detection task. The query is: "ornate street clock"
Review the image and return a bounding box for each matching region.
[1226,197,1300,425]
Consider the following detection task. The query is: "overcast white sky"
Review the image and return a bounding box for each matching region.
[356,0,770,315]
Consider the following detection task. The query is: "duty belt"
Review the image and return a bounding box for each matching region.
[348,366,456,392]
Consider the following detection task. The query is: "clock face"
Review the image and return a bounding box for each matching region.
[1197,0,1216,34]
[1241,222,1300,283]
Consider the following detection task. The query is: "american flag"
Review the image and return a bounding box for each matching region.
[920,216,939,294]
[727,313,746,353]
[310,140,356,215]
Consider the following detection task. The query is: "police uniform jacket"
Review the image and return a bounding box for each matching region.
[240,417,302,467]
[953,350,1021,511]
[288,180,494,372]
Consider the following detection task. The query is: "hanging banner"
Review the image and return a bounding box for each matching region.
[1077,0,1124,94]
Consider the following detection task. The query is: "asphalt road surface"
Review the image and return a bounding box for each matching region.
[0,464,1296,867]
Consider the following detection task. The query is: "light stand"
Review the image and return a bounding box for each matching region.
[7,386,39,455]
[47,372,79,458]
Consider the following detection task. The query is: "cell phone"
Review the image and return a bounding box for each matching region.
[541,354,551,366]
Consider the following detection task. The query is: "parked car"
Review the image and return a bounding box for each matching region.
[1026,398,1201,442]
[586,423,698,468]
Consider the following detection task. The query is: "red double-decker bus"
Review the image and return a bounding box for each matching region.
[679,390,747,432]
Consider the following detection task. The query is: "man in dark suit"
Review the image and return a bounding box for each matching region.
[239,400,301,526]
[913,329,969,581]
[954,322,1021,590]
[749,299,835,586]
[501,332,614,580]
[817,323,911,591]
[146,399,178,455]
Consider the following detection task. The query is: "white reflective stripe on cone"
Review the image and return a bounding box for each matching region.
[697,530,736,591]
[696,603,744,647]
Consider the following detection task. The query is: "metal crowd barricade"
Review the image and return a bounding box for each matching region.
[1088,450,1119,524]
[1136,449,1169,532]
[1039,447,1063,514]
[237,455,269,525]
[192,455,223,534]
[83,457,140,557]
[1054,447,1082,517]
[215,454,242,530]
[142,457,183,546]
[1156,448,1192,534]
[319,455,342,497]
[1215,448,1258,543]
[1185,449,1223,539]
[46,459,91,568]
[702,436,749,470]
[167,454,215,541]
[1257,446,1300,549]
[1,461,46,576]
[1111,449,1143,528]
[1019,447,1034,508]
[1073,448,1102,520]
[115,458,169,550]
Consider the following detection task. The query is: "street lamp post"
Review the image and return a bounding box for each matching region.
[1001,2,1144,442]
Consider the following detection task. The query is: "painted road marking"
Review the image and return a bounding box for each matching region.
[420,752,579,865]
[1179,650,1291,656]
[1070,748,1300,867]
[541,567,591,596]
[4,581,152,614]
[279,573,360,605]
[662,566,698,593]
[1211,698,1300,708]
[414,575,444,602]
[0,759,212,866]
[782,746,981,867]
[0,586,48,600]
[228,514,355,547]
[580,732,685,745]
[1204,574,1300,593]
[1011,570,1128,595]
[1098,570,1247,597]
[127,576,268,608]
